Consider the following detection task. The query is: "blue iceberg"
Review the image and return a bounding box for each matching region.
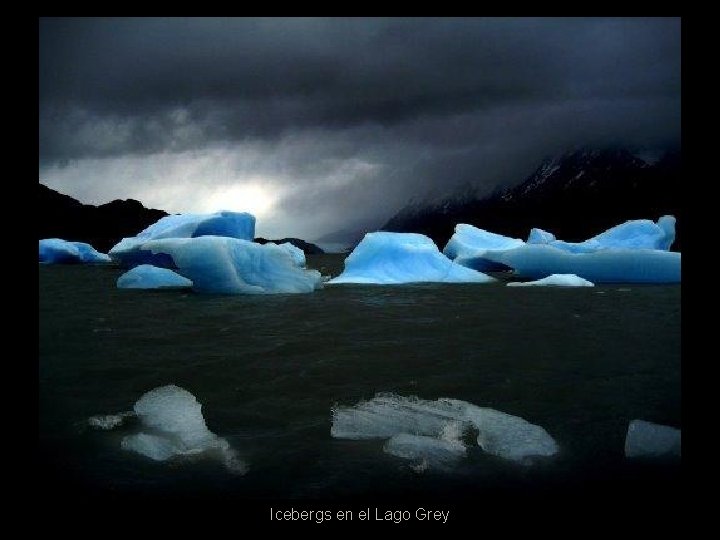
[39,238,111,264]
[109,211,256,268]
[117,264,193,289]
[507,274,594,287]
[443,224,524,272]
[328,232,495,285]
[483,244,680,283]
[136,236,323,294]
[527,215,676,253]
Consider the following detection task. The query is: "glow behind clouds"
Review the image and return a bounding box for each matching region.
[39,18,681,242]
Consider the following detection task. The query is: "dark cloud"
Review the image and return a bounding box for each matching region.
[39,17,680,239]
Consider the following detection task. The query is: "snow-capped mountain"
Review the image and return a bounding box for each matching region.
[383,148,681,250]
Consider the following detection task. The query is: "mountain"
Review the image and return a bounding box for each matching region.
[254,237,324,254]
[383,148,682,251]
[39,183,326,255]
[38,183,169,253]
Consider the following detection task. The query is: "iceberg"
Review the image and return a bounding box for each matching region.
[624,419,681,459]
[445,217,680,283]
[331,393,558,465]
[527,216,676,253]
[109,211,256,268]
[118,385,246,473]
[483,244,680,283]
[116,264,193,289]
[137,236,323,294]
[443,224,525,272]
[328,232,495,285]
[39,238,111,264]
[507,274,594,287]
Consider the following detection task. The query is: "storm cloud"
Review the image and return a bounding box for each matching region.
[39,17,680,241]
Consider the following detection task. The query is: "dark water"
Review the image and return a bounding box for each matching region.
[39,255,680,512]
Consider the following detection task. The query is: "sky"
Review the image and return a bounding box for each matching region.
[39,17,681,242]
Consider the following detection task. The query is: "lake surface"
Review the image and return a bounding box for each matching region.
[38,255,681,511]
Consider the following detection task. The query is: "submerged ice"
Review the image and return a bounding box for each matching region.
[328,232,495,285]
[116,264,193,289]
[39,239,111,264]
[624,419,681,459]
[507,274,594,287]
[331,393,558,467]
[109,211,256,268]
[92,385,246,474]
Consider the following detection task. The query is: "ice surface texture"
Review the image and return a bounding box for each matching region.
[443,224,525,272]
[138,237,323,294]
[117,264,193,289]
[527,216,676,253]
[624,419,681,458]
[120,385,246,473]
[331,393,558,467]
[39,239,111,264]
[109,211,256,268]
[507,274,594,287]
[484,244,680,283]
[328,232,495,285]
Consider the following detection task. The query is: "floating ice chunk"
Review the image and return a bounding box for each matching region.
[109,211,256,268]
[484,244,680,283]
[527,216,676,253]
[116,264,193,289]
[443,224,525,272]
[331,393,558,465]
[328,232,495,285]
[624,419,681,459]
[507,273,594,287]
[118,385,246,474]
[39,239,111,264]
[137,237,323,294]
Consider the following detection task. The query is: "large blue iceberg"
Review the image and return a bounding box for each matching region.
[39,238,111,264]
[527,215,676,253]
[328,232,495,285]
[109,211,256,268]
[117,264,193,289]
[136,236,323,294]
[448,216,680,284]
[443,224,524,272]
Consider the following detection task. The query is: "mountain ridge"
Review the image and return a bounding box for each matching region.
[382,148,681,251]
